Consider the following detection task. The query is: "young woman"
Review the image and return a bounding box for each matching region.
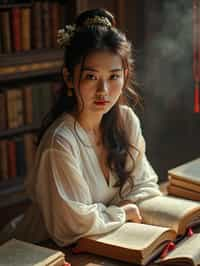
[1,8,161,246]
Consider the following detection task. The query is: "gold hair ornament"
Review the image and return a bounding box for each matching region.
[57,16,112,48]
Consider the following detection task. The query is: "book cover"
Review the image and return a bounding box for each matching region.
[155,233,200,266]
[0,92,7,130]
[0,10,12,53]
[7,139,17,178]
[32,1,43,49]
[23,85,33,125]
[0,140,8,180]
[42,2,51,48]
[168,158,200,185]
[50,2,60,48]
[11,7,21,52]
[21,7,31,51]
[0,239,66,266]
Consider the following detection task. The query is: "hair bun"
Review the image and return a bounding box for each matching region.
[75,8,116,28]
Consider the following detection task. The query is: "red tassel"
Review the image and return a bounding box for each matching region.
[64,262,71,266]
[187,227,194,237]
[160,241,176,258]
[194,83,200,112]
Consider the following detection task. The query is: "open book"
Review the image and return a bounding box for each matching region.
[74,195,200,265]
[0,239,66,266]
[154,233,200,266]
[168,158,200,201]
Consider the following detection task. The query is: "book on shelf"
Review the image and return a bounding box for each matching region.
[0,91,6,130]
[0,1,67,53]
[0,10,12,53]
[21,7,31,51]
[74,195,200,266]
[11,7,21,52]
[0,139,9,180]
[167,158,200,201]
[0,133,36,181]
[0,238,67,266]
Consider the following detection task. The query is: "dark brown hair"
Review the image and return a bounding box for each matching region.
[38,8,140,196]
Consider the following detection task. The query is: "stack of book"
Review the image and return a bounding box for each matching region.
[167,157,200,201]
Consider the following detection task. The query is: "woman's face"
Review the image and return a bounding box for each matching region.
[68,50,127,116]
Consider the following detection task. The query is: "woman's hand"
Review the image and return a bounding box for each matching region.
[117,200,142,223]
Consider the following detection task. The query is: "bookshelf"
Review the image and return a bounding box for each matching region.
[0,0,76,216]
[0,0,126,229]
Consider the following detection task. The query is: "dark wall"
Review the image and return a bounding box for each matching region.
[131,1,200,180]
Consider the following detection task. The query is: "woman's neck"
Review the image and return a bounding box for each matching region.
[73,112,103,146]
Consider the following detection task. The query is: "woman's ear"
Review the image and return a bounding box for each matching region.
[62,67,73,88]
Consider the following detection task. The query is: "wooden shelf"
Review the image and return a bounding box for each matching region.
[0,48,64,81]
[0,2,33,9]
[0,124,39,139]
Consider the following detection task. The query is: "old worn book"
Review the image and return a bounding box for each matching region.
[0,238,66,266]
[168,185,200,201]
[168,158,200,201]
[75,195,200,265]
[155,233,200,266]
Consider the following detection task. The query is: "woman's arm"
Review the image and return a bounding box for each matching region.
[33,136,127,247]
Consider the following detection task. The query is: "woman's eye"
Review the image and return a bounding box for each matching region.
[111,74,120,80]
[85,74,97,80]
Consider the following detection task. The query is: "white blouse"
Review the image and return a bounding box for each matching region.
[1,105,162,246]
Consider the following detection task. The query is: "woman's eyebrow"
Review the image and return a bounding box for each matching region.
[83,67,123,72]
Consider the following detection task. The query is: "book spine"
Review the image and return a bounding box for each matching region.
[7,139,17,178]
[15,89,24,127]
[0,10,12,53]
[23,86,33,125]
[42,1,51,48]
[21,7,31,51]
[6,90,15,129]
[32,1,43,49]
[0,140,9,180]
[50,2,60,48]
[11,7,21,52]
[0,92,7,130]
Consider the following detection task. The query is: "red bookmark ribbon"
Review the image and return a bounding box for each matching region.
[187,227,194,237]
[160,241,176,258]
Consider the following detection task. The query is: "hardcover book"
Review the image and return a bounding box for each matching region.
[74,195,200,265]
[0,239,66,266]
[168,158,200,201]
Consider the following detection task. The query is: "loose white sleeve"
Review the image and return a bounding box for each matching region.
[34,135,125,246]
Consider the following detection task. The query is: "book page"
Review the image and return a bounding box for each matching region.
[88,223,174,251]
[168,158,200,184]
[159,233,200,265]
[138,195,200,235]
[79,222,176,265]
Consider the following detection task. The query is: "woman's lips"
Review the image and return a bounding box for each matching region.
[94,100,110,105]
